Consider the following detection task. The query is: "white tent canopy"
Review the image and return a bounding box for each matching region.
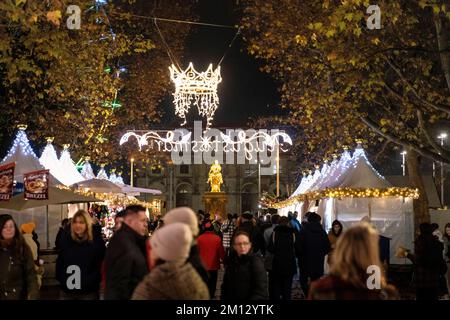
[1,129,62,185]
[277,145,414,264]
[39,141,69,186]
[80,159,95,180]
[58,147,84,186]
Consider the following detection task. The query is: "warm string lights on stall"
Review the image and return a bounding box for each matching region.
[263,187,420,209]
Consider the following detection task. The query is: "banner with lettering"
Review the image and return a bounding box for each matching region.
[24,169,49,200]
[0,162,15,201]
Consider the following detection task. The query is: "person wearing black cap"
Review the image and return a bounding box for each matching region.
[235,212,265,256]
[298,212,330,296]
[0,214,39,300]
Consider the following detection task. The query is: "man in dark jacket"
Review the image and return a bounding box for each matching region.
[235,212,265,255]
[298,212,330,296]
[104,205,149,300]
[400,223,446,300]
[268,216,301,300]
[55,218,69,250]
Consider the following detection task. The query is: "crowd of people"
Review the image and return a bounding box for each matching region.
[0,207,449,300]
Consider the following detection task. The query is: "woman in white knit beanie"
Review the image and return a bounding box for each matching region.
[132,223,209,300]
[163,207,209,285]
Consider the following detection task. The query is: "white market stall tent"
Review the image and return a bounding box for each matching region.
[0,126,163,247]
[271,144,418,264]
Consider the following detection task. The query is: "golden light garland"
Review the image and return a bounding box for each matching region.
[262,187,420,209]
[56,185,155,209]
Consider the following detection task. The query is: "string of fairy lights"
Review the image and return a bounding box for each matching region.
[262,143,420,209]
[262,187,420,209]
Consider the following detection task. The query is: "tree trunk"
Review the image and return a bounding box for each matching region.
[435,15,450,92]
[406,150,430,236]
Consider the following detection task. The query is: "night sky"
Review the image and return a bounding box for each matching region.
[159,0,284,127]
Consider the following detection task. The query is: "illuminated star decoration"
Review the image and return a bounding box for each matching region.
[169,63,222,129]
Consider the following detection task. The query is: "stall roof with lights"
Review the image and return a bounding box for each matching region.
[265,145,418,209]
[1,128,62,185]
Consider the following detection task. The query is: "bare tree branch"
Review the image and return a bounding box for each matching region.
[416,109,450,158]
[359,115,450,163]
[387,59,450,114]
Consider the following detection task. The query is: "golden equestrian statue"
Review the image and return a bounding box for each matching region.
[207,160,223,192]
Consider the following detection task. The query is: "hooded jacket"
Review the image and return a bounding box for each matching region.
[132,261,209,300]
[298,221,331,277]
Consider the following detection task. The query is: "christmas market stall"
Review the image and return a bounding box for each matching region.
[264,143,419,264]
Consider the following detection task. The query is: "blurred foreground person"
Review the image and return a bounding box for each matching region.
[221,231,268,300]
[309,223,398,300]
[397,223,446,300]
[56,210,105,300]
[164,207,209,285]
[132,223,209,300]
[104,205,149,300]
[0,214,38,300]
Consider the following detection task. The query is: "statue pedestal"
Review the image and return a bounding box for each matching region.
[202,192,228,219]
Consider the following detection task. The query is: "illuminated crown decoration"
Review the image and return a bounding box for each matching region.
[169,62,222,129]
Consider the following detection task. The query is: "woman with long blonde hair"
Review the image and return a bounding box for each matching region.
[308,222,398,300]
[56,210,105,300]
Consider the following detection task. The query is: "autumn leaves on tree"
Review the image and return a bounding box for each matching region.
[0,0,195,163]
[240,0,450,226]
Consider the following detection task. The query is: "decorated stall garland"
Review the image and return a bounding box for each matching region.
[262,187,419,209]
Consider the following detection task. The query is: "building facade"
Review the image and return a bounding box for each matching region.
[135,154,298,215]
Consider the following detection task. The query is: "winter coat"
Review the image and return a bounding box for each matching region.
[0,242,39,300]
[308,274,399,300]
[235,221,265,255]
[104,223,149,300]
[132,261,209,300]
[407,234,446,289]
[188,244,209,284]
[289,219,301,233]
[221,252,268,300]
[197,231,225,270]
[268,225,300,276]
[298,222,331,278]
[55,231,105,294]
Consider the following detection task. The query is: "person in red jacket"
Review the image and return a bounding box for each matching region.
[197,222,225,299]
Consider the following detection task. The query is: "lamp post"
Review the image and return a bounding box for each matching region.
[276,143,280,197]
[258,160,261,207]
[400,151,407,176]
[438,133,447,207]
[130,158,135,187]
